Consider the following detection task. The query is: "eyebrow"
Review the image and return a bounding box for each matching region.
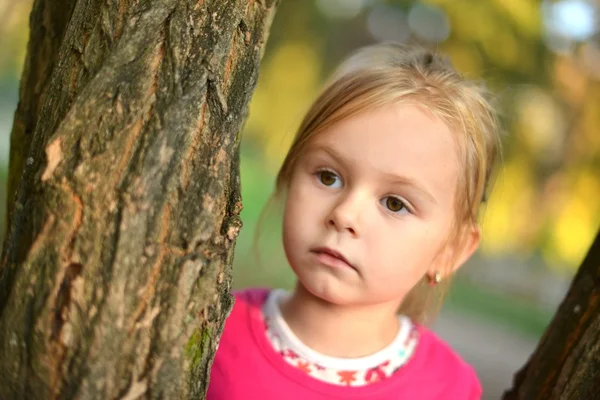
[307,144,438,205]
[381,171,438,204]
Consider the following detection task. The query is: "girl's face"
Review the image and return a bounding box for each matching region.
[282,104,479,307]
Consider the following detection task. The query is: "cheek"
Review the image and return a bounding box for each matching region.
[287,173,329,220]
[282,196,302,243]
[283,178,319,240]
[371,223,445,279]
[282,199,304,266]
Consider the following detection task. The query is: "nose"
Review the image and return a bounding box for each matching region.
[326,193,362,237]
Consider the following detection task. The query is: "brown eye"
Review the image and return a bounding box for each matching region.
[385,197,406,212]
[318,170,340,187]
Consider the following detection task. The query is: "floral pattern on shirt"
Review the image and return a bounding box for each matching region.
[264,316,419,387]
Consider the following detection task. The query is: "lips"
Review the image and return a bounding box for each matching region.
[311,246,355,270]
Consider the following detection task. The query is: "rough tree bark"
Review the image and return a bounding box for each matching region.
[503,228,600,399]
[0,0,278,398]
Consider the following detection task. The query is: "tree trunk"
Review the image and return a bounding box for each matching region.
[0,0,278,398]
[503,229,600,399]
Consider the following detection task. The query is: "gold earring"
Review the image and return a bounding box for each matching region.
[428,271,442,286]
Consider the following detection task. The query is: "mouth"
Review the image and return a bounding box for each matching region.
[311,246,356,270]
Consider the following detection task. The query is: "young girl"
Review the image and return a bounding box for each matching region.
[208,43,500,399]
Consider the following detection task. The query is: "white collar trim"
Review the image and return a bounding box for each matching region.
[262,289,413,370]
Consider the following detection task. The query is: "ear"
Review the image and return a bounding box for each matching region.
[434,224,481,279]
[450,223,481,273]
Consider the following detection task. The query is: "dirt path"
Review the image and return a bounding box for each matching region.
[432,308,539,399]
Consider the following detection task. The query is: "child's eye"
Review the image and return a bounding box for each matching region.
[317,170,342,188]
[382,196,409,213]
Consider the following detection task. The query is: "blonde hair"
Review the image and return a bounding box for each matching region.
[269,43,501,323]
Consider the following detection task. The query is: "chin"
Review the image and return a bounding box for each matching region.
[286,249,360,306]
[297,275,358,306]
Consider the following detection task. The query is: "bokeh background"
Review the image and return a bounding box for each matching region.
[1,0,599,398]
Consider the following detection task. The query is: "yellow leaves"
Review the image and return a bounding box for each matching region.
[545,170,600,269]
[491,0,541,38]
[484,28,521,70]
[480,158,536,254]
[244,41,321,170]
[578,83,600,151]
[445,1,496,43]
[553,55,589,105]
[482,160,600,271]
[437,0,533,72]
[515,87,565,162]
[0,0,34,78]
[442,43,483,77]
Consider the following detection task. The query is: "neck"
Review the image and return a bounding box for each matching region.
[279,282,400,358]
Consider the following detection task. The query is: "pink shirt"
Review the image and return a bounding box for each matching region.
[207,289,482,399]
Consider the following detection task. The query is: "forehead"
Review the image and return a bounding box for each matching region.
[309,104,459,202]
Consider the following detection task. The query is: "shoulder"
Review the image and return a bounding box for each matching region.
[410,325,482,399]
[211,288,270,368]
[218,287,270,334]
[232,287,270,307]
[208,288,273,398]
